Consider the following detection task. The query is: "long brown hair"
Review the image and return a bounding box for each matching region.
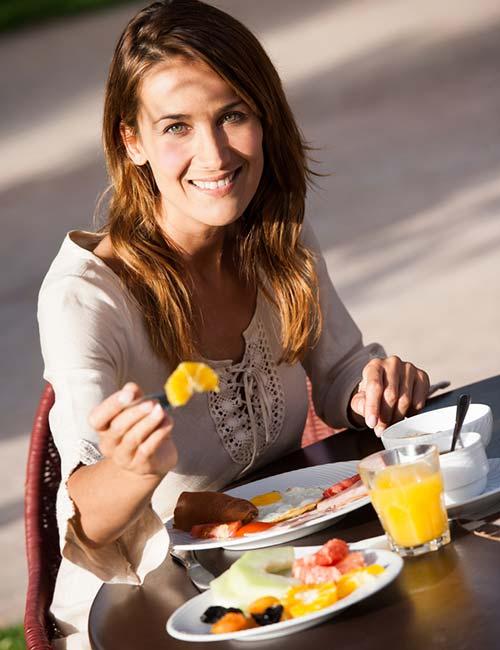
[102,0,322,366]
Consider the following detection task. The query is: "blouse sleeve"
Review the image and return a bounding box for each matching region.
[37,269,168,584]
[300,219,387,429]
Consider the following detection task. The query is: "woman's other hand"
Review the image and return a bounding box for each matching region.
[89,383,178,477]
[349,356,430,436]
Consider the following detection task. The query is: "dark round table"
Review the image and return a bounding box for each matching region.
[89,375,500,650]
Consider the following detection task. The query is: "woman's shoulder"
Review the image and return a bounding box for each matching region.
[37,232,136,365]
[39,231,125,305]
[298,217,321,252]
[37,230,133,337]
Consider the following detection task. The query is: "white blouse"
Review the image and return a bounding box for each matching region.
[37,219,385,648]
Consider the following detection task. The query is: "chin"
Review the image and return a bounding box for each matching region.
[196,212,242,228]
[191,202,246,228]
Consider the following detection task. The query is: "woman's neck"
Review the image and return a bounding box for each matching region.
[160,218,237,284]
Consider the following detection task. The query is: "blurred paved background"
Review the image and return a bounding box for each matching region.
[1,0,499,625]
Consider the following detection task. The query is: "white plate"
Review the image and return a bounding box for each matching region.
[167,461,370,551]
[447,458,500,518]
[166,544,403,642]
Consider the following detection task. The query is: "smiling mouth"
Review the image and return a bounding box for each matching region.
[188,167,242,191]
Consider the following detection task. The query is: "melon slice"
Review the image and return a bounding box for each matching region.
[210,547,298,610]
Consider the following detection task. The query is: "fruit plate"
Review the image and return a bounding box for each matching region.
[166,544,403,642]
[166,461,371,551]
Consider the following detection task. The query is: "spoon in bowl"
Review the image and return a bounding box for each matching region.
[450,393,471,452]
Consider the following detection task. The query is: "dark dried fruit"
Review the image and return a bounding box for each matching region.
[251,605,284,626]
[201,605,242,624]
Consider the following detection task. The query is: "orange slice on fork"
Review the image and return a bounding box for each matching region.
[164,362,220,407]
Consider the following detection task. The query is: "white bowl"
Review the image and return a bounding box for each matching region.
[439,431,489,504]
[381,403,493,453]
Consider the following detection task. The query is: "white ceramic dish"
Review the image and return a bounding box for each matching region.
[446,458,500,517]
[440,432,489,504]
[381,403,493,452]
[166,461,370,551]
[166,544,403,642]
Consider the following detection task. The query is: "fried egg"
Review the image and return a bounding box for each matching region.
[250,487,324,523]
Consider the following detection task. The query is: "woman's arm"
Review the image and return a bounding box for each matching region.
[39,261,172,579]
[300,219,429,432]
[68,383,177,547]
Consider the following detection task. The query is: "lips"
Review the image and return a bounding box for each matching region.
[188,167,242,192]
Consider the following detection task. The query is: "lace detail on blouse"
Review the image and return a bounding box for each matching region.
[208,319,285,471]
[78,439,103,465]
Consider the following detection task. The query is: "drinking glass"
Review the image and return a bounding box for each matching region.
[358,444,450,557]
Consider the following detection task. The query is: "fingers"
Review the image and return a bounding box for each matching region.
[137,424,177,460]
[350,390,366,418]
[89,383,143,432]
[411,369,430,412]
[106,400,159,446]
[362,362,384,429]
[393,362,415,422]
[377,356,401,432]
[113,406,172,466]
[358,357,430,436]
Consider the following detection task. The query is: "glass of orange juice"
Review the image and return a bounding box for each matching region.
[358,444,450,557]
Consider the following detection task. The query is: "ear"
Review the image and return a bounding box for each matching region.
[120,122,148,166]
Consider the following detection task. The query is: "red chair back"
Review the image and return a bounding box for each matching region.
[24,383,63,649]
[301,378,337,447]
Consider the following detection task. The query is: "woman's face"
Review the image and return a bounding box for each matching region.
[125,57,264,236]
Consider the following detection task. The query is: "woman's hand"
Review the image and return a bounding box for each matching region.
[349,356,430,436]
[89,383,178,477]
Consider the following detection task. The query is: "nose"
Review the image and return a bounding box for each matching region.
[195,125,230,170]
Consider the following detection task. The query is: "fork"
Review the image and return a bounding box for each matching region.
[169,548,215,592]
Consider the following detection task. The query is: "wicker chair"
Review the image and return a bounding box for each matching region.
[301,378,336,446]
[24,383,63,649]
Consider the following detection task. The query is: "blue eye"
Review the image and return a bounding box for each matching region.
[221,111,245,124]
[164,123,187,135]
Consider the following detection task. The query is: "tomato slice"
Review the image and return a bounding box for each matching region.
[235,521,275,536]
[190,521,242,539]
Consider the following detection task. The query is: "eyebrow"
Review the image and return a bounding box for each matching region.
[154,100,245,124]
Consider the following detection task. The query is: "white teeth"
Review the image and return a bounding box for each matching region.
[191,171,236,190]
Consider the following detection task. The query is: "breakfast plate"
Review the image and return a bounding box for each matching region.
[166,544,403,642]
[166,461,370,551]
[447,458,500,518]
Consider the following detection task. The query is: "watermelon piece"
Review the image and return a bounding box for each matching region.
[190,521,242,539]
[292,559,341,584]
[291,540,366,584]
[336,551,366,574]
[315,539,349,566]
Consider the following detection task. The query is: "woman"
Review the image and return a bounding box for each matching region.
[38,1,429,647]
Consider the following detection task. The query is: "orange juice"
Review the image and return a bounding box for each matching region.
[369,463,448,547]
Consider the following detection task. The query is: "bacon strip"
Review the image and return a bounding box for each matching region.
[322,473,361,499]
[317,480,368,512]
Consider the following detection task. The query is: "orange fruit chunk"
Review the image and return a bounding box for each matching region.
[336,564,385,599]
[210,612,255,634]
[283,583,338,618]
[164,362,219,407]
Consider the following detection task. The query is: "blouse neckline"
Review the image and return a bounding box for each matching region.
[65,230,262,368]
